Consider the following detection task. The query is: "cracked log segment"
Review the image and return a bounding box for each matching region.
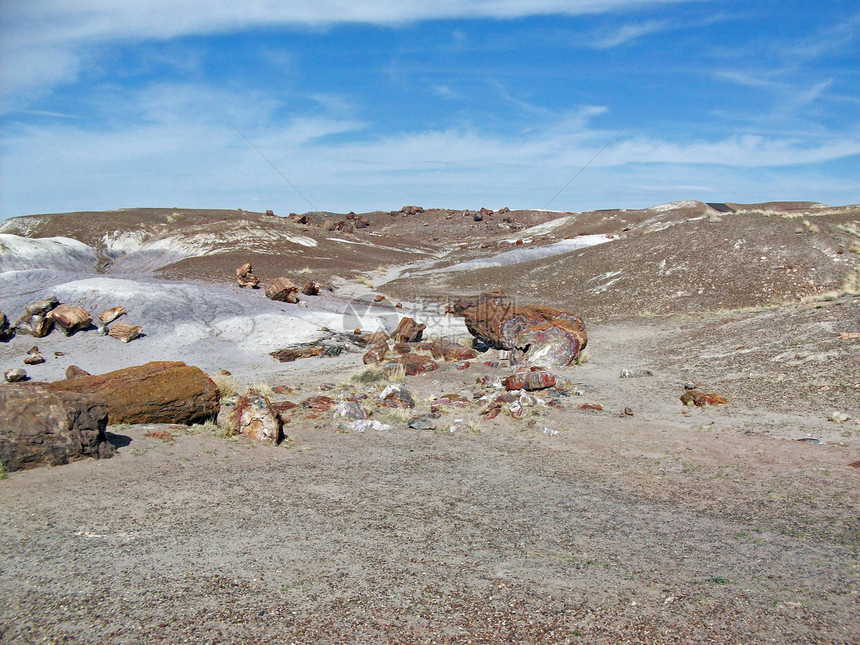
[0,384,114,472]
[49,361,220,425]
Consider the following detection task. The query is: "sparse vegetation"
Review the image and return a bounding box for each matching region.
[249,380,275,398]
[0,462,7,480]
[210,373,238,399]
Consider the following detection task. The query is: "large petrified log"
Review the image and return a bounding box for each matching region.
[456,292,587,367]
[391,317,426,343]
[0,383,114,472]
[49,361,220,425]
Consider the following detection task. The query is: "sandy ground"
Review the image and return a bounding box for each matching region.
[1,306,858,643]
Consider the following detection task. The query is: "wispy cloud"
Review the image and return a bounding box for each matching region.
[592,20,668,48]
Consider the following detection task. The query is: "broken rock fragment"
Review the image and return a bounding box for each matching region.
[228,394,282,444]
[25,295,59,316]
[680,390,728,407]
[379,383,415,408]
[4,368,27,383]
[98,306,126,325]
[392,353,439,376]
[301,281,319,296]
[0,312,14,341]
[66,365,91,379]
[15,313,53,338]
[48,304,92,336]
[265,277,300,303]
[503,370,556,391]
[108,322,143,343]
[391,317,426,343]
[236,262,260,288]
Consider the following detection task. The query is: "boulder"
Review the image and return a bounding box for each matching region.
[48,304,93,336]
[5,368,27,383]
[25,296,59,316]
[49,361,220,425]
[457,292,587,367]
[0,384,114,472]
[15,313,53,338]
[503,370,556,391]
[236,262,260,288]
[391,317,426,343]
[66,365,91,379]
[0,312,14,341]
[108,322,143,343]
[265,277,300,303]
[301,281,319,296]
[98,306,126,325]
[228,394,282,444]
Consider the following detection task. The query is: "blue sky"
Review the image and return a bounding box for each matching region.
[1,1,858,219]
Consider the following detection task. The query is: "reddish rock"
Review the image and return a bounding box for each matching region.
[454,361,470,370]
[503,371,556,391]
[99,306,126,325]
[391,317,426,343]
[49,361,220,425]
[236,262,260,288]
[66,365,91,379]
[229,394,282,444]
[360,330,390,346]
[392,353,439,376]
[301,395,336,412]
[108,322,143,343]
[416,339,477,362]
[580,403,604,411]
[265,277,300,303]
[373,294,385,302]
[393,342,413,354]
[457,291,586,367]
[271,346,324,362]
[48,305,92,336]
[301,282,319,296]
[144,430,175,441]
[681,391,728,407]
[379,383,415,408]
[23,352,45,365]
[272,385,295,395]
[362,343,391,365]
[0,383,113,472]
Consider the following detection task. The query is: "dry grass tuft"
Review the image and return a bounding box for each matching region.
[210,373,238,399]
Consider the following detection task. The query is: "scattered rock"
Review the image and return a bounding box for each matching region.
[447,418,470,433]
[379,383,415,408]
[0,383,113,472]
[829,411,850,423]
[333,400,368,421]
[272,385,294,394]
[25,296,59,316]
[797,437,821,444]
[408,416,436,430]
[98,306,126,325]
[454,360,470,370]
[271,346,324,362]
[360,330,390,346]
[144,430,175,441]
[580,403,604,411]
[373,294,385,302]
[0,312,14,341]
[348,419,391,432]
[503,370,556,391]
[392,353,439,376]
[15,313,53,338]
[362,343,392,365]
[66,365,91,379]
[4,368,28,383]
[391,317,426,343]
[23,351,45,365]
[108,322,143,343]
[47,304,93,336]
[848,461,860,468]
[301,395,336,413]
[681,390,728,407]
[236,262,260,288]
[265,277,300,303]
[541,425,559,437]
[229,394,282,444]
[50,361,220,425]
[416,339,477,362]
[840,332,860,340]
[620,369,653,378]
[301,282,319,296]
[623,407,635,416]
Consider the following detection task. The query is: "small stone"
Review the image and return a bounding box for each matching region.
[333,400,367,421]
[541,425,559,437]
[681,390,727,407]
[108,322,143,343]
[48,305,93,336]
[144,430,175,441]
[454,360,470,370]
[379,383,415,408]
[503,370,556,391]
[623,407,634,416]
[408,416,436,430]
[620,369,653,378]
[98,306,126,325]
[5,368,28,382]
[265,277,300,303]
[236,262,260,288]
[579,403,603,411]
[66,365,91,379]
[829,411,850,423]
[24,352,45,365]
[25,295,59,316]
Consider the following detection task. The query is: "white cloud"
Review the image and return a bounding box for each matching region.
[592,20,668,48]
